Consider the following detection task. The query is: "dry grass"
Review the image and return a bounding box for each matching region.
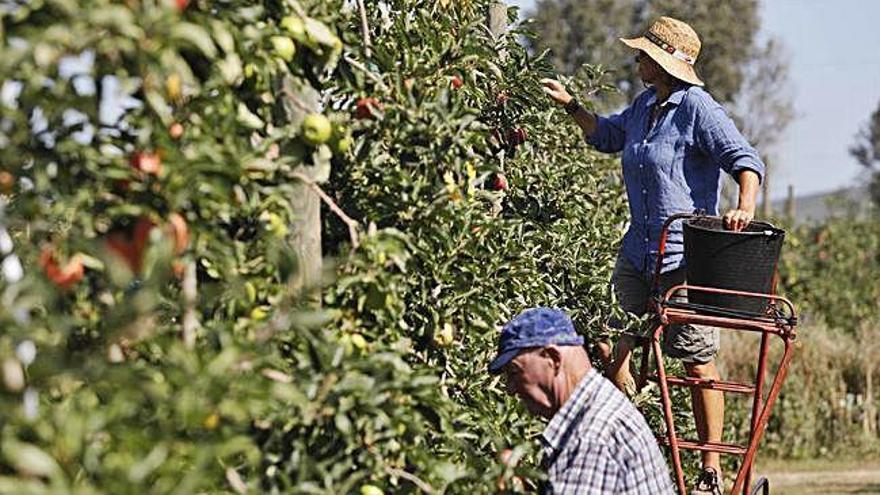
[716,321,878,459]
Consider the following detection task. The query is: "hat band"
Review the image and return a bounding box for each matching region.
[645,31,696,66]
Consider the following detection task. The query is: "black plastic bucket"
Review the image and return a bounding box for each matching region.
[683,217,785,313]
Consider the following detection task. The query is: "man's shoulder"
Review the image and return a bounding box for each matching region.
[574,375,644,442]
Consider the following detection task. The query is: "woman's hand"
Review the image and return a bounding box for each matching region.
[725,170,760,231]
[722,208,754,232]
[541,78,573,106]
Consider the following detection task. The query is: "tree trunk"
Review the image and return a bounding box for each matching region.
[865,363,876,436]
[785,184,796,221]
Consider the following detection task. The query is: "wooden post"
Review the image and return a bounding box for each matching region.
[784,184,795,221]
[277,74,323,306]
[181,259,199,348]
[292,174,322,305]
[488,2,508,61]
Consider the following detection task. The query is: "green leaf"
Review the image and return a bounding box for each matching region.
[236,102,264,129]
[89,6,141,38]
[218,54,244,86]
[170,23,218,59]
[145,89,173,126]
[210,19,237,54]
[303,18,339,48]
[1,441,62,480]
[128,445,167,483]
[432,461,467,485]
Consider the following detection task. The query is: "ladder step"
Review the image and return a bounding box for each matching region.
[648,375,756,395]
[657,437,748,456]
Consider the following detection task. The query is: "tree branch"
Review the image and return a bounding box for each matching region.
[356,0,372,59]
[292,171,360,251]
[343,54,387,91]
[385,467,434,494]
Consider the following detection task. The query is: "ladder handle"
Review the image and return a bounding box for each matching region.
[650,213,696,300]
[661,284,797,321]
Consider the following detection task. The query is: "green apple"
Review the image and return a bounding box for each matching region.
[265,212,288,238]
[301,113,333,146]
[249,307,268,321]
[334,135,352,154]
[244,281,257,303]
[280,15,306,40]
[360,485,383,495]
[434,323,455,347]
[270,36,296,62]
[350,333,367,350]
[331,123,352,153]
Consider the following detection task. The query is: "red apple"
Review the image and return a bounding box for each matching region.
[105,216,155,273]
[169,122,184,139]
[105,233,141,272]
[491,172,508,191]
[165,213,189,255]
[355,97,381,120]
[0,171,14,193]
[506,127,527,147]
[130,151,162,176]
[39,247,84,289]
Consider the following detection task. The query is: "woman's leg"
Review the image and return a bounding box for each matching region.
[605,254,650,392]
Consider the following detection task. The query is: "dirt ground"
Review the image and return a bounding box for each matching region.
[753,459,880,494]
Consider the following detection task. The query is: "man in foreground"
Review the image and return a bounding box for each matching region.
[489,307,673,494]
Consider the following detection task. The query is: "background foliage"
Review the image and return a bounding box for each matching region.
[0,0,638,492]
[1,0,875,493]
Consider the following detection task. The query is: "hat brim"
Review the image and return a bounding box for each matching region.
[620,36,704,86]
[488,348,522,375]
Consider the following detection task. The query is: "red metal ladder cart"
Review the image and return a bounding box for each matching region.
[634,213,798,495]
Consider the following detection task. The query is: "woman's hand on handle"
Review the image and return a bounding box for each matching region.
[541,78,573,106]
[724,170,760,231]
[722,208,754,232]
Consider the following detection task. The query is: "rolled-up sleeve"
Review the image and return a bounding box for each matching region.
[586,107,630,154]
[694,106,765,183]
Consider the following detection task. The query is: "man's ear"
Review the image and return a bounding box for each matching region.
[541,346,563,373]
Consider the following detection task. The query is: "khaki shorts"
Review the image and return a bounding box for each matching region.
[610,253,720,364]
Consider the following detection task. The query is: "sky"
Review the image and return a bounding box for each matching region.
[506,0,880,200]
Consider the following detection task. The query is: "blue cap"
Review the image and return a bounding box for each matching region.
[488,307,584,374]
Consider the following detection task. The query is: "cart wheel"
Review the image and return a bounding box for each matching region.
[750,476,770,495]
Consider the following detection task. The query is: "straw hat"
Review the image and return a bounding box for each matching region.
[620,16,704,86]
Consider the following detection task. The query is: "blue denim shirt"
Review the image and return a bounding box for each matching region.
[587,85,765,274]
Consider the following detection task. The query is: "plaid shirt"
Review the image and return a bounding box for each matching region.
[540,369,674,494]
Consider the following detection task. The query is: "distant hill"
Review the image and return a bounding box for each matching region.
[771,185,872,225]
